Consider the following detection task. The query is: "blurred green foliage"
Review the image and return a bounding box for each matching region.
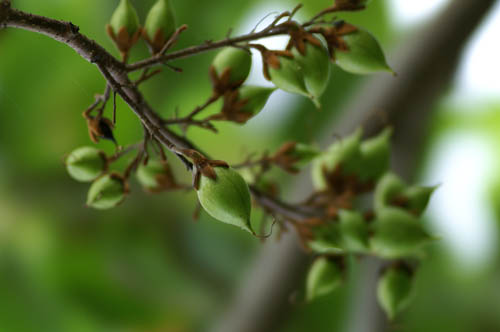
[1,0,500,332]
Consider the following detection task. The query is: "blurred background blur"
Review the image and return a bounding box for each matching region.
[1,0,500,331]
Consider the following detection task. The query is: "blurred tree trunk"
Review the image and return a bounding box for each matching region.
[210,0,498,331]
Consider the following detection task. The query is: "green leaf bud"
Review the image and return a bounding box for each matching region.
[238,85,276,116]
[197,167,253,234]
[306,256,344,302]
[109,0,140,37]
[375,172,436,216]
[144,0,176,54]
[308,222,344,254]
[291,42,331,108]
[370,207,433,258]
[338,210,369,252]
[136,160,177,192]
[269,54,309,98]
[404,185,437,216]
[335,28,393,75]
[358,127,392,181]
[212,48,252,87]
[377,264,415,320]
[65,146,107,183]
[86,173,127,210]
[374,172,406,212]
[311,128,363,190]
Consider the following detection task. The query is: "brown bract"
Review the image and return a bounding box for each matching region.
[209,66,245,96]
[333,0,367,11]
[270,142,302,174]
[85,115,117,145]
[181,149,229,190]
[142,28,167,55]
[146,161,181,193]
[208,90,253,124]
[313,22,358,60]
[251,44,294,81]
[283,22,323,55]
[106,24,141,61]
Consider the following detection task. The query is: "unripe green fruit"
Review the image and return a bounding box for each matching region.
[339,210,369,252]
[358,128,392,181]
[370,207,433,258]
[144,0,176,53]
[110,0,140,36]
[65,147,107,183]
[238,85,276,116]
[212,48,252,86]
[404,186,437,216]
[335,28,393,75]
[197,167,253,233]
[86,173,127,210]
[377,265,415,320]
[374,172,405,212]
[375,172,436,216]
[311,128,363,190]
[306,257,343,302]
[136,160,176,192]
[269,54,308,92]
[291,43,331,108]
[308,222,343,254]
[292,143,321,166]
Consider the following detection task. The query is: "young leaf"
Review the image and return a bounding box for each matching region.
[238,85,276,116]
[338,209,370,252]
[358,127,392,181]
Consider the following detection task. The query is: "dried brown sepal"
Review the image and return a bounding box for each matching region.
[208,90,253,124]
[332,0,367,11]
[282,22,322,55]
[142,28,167,55]
[182,149,229,190]
[270,141,301,174]
[209,66,245,96]
[311,22,358,61]
[106,24,141,61]
[85,115,117,145]
[252,44,294,81]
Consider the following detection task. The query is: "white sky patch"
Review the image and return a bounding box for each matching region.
[234,1,303,135]
[388,0,449,27]
[423,132,498,271]
[453,1,500,102]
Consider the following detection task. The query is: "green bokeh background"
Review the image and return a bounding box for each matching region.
[1,0,500,331]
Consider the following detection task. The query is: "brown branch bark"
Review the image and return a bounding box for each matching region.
[210,1,498,332]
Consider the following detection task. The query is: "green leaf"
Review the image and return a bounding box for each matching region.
[269,55,309,97]
[197,167,253,233]
[308,222,344,254]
